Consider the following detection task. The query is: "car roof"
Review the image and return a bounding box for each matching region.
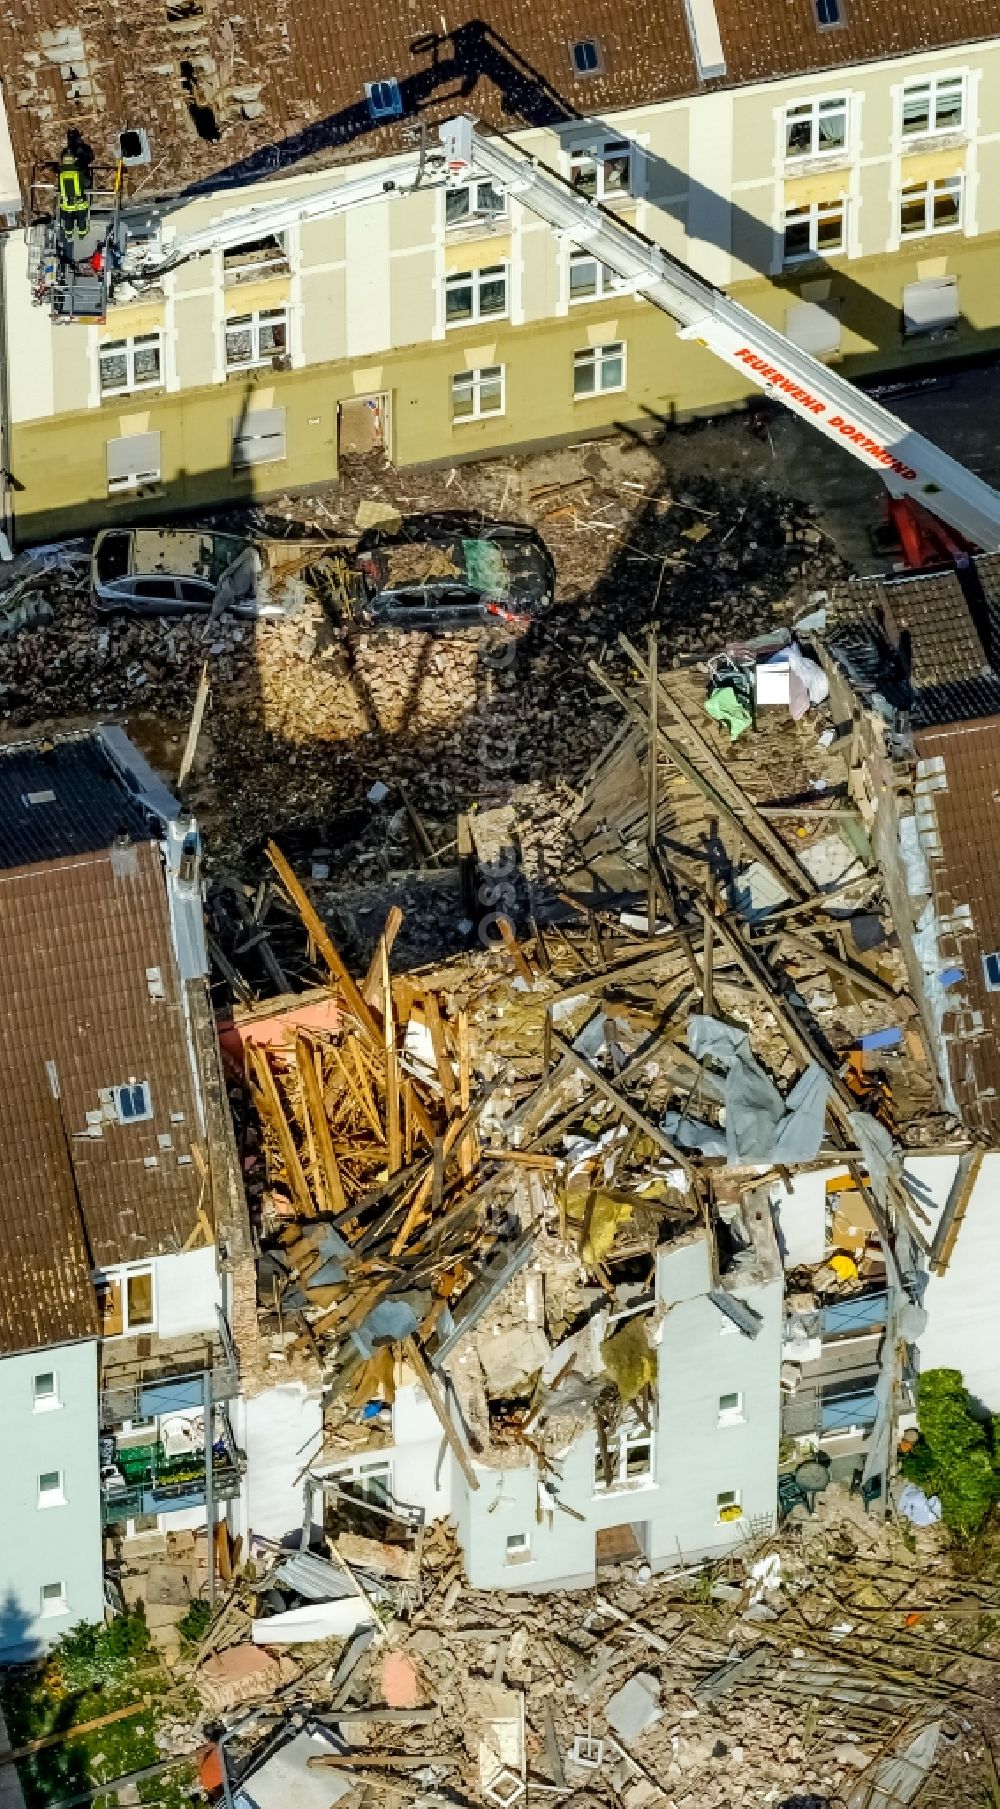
[125,529,250,582]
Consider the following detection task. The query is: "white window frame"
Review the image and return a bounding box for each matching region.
[573,341,626,399]
[325,1457,393,1508]
[718,1390,745,1426]
[568,249,623,305]
[222,232,289,285]
[901,73,966,138]
[225,306,289,372]
[717,1488,744,1523]
[444,179,507,230]
[782,198,846,264]
[112,1080,153,1124]
[505,1531,532,1565]
[366,78,403,120]
[451,364,505,422]
[232,407,287,469]
[106,432,161,496]
[783,95,849,161]
[96,1262,157,1338]
[33,1371,60,1412]
[98,332,163,399]
[40,1582,68,1618]
[569,137,633,201]
[899,175,963,238]
[595,1418,654,1492]
[38,1469,66,1509]
[444,264,509,329]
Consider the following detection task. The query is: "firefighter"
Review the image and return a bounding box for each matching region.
[57,144,91,241]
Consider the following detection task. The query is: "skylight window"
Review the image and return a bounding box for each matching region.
[366,78,403,120]
[114,1081,153,1124]
[815,0,843,26]
[571,38,602,76]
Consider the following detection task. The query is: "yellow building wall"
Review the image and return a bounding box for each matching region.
[9,36,1000,540]
[11,227,1000,543]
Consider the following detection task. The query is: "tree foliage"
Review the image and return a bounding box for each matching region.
[901,1368,999,1537]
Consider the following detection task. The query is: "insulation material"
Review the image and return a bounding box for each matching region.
[601,1317,657,1402]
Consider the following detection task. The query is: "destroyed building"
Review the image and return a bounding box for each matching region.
[0,727,249,1657]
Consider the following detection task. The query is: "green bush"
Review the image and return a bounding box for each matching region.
[902,1368,999,1537]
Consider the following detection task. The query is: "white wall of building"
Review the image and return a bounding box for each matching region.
[916,1153,1000,1410]
[237,1382,324,1545]
[452,1229,783,1592]
[154,1246,221,1338]
[0,1340,104,1658]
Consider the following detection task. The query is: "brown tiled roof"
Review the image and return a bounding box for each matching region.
[912,713,1000,1136]
[0,748,205,1357]
[0,0,997,199]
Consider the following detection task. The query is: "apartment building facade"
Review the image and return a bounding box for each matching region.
[0,0,997,540]
[0,729,247,1656]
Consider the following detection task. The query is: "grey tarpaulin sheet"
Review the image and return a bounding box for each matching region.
[663,1015,830,1165]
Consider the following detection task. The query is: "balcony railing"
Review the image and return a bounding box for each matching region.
[99,1307,239,1429]
[102,1463,242,1524]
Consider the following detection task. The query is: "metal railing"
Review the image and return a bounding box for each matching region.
[99,1307,239,1428]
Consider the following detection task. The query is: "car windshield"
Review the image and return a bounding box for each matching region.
[460,537,511,597]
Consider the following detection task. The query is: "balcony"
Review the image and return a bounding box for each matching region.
[782,1290,889,1449]
[99,1307,239,1429]
[101,1407,243,1524]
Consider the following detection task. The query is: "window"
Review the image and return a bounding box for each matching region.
[451,365,505,422]
[717,1489,743,1522]
[571,38,602,76]
[225,307,288,370]
[505,1532,532,1565]
[815,0,842,27]
[113,1080,152,1124]
[445,180,506,229]
[95,1263,156,1338]
[444,264,508,327]
[903,275,959,337]
[719,1391,745,1425]
[983,951,1000,991]
[573,342,625,398]
[785,299,842,356]
[570,139,632,200]
[783,199,845,263]
[33,1371,59,1412]
[901,74,965,137]
[899,176,962,237]
[98,333,162,398]
[365,78,403,120]
[784,96,848,159]
[569,250,623,303]
[223,233,288,284]
[327,1459,392,1508]
[40,1582,67,1618]
[38,1469,65,1508]
[595,1418,653,1490]
[233,406,287,468]
[106,431,161,496]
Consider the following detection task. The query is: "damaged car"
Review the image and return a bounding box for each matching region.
[354,512,555,631]
[91,527,289,619]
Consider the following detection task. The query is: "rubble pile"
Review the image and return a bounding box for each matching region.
[191,1512,1000,1809]
[0,437,850,883]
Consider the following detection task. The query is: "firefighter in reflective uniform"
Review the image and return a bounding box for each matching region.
[58,149,91,241]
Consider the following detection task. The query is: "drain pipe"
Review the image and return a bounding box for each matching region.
[0,232,12,557]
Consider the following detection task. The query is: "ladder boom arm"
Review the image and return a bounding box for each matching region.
[442,117,1000,555]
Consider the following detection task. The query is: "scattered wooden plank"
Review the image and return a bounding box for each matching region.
[295,1035,348,1216]
[249,1045,316,1219]
[266,839,382,1044]
[404,1337,480,1492]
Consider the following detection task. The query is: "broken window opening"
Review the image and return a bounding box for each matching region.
[180,62,220,142]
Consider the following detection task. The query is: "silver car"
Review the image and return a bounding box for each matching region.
[91,527,287,618]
